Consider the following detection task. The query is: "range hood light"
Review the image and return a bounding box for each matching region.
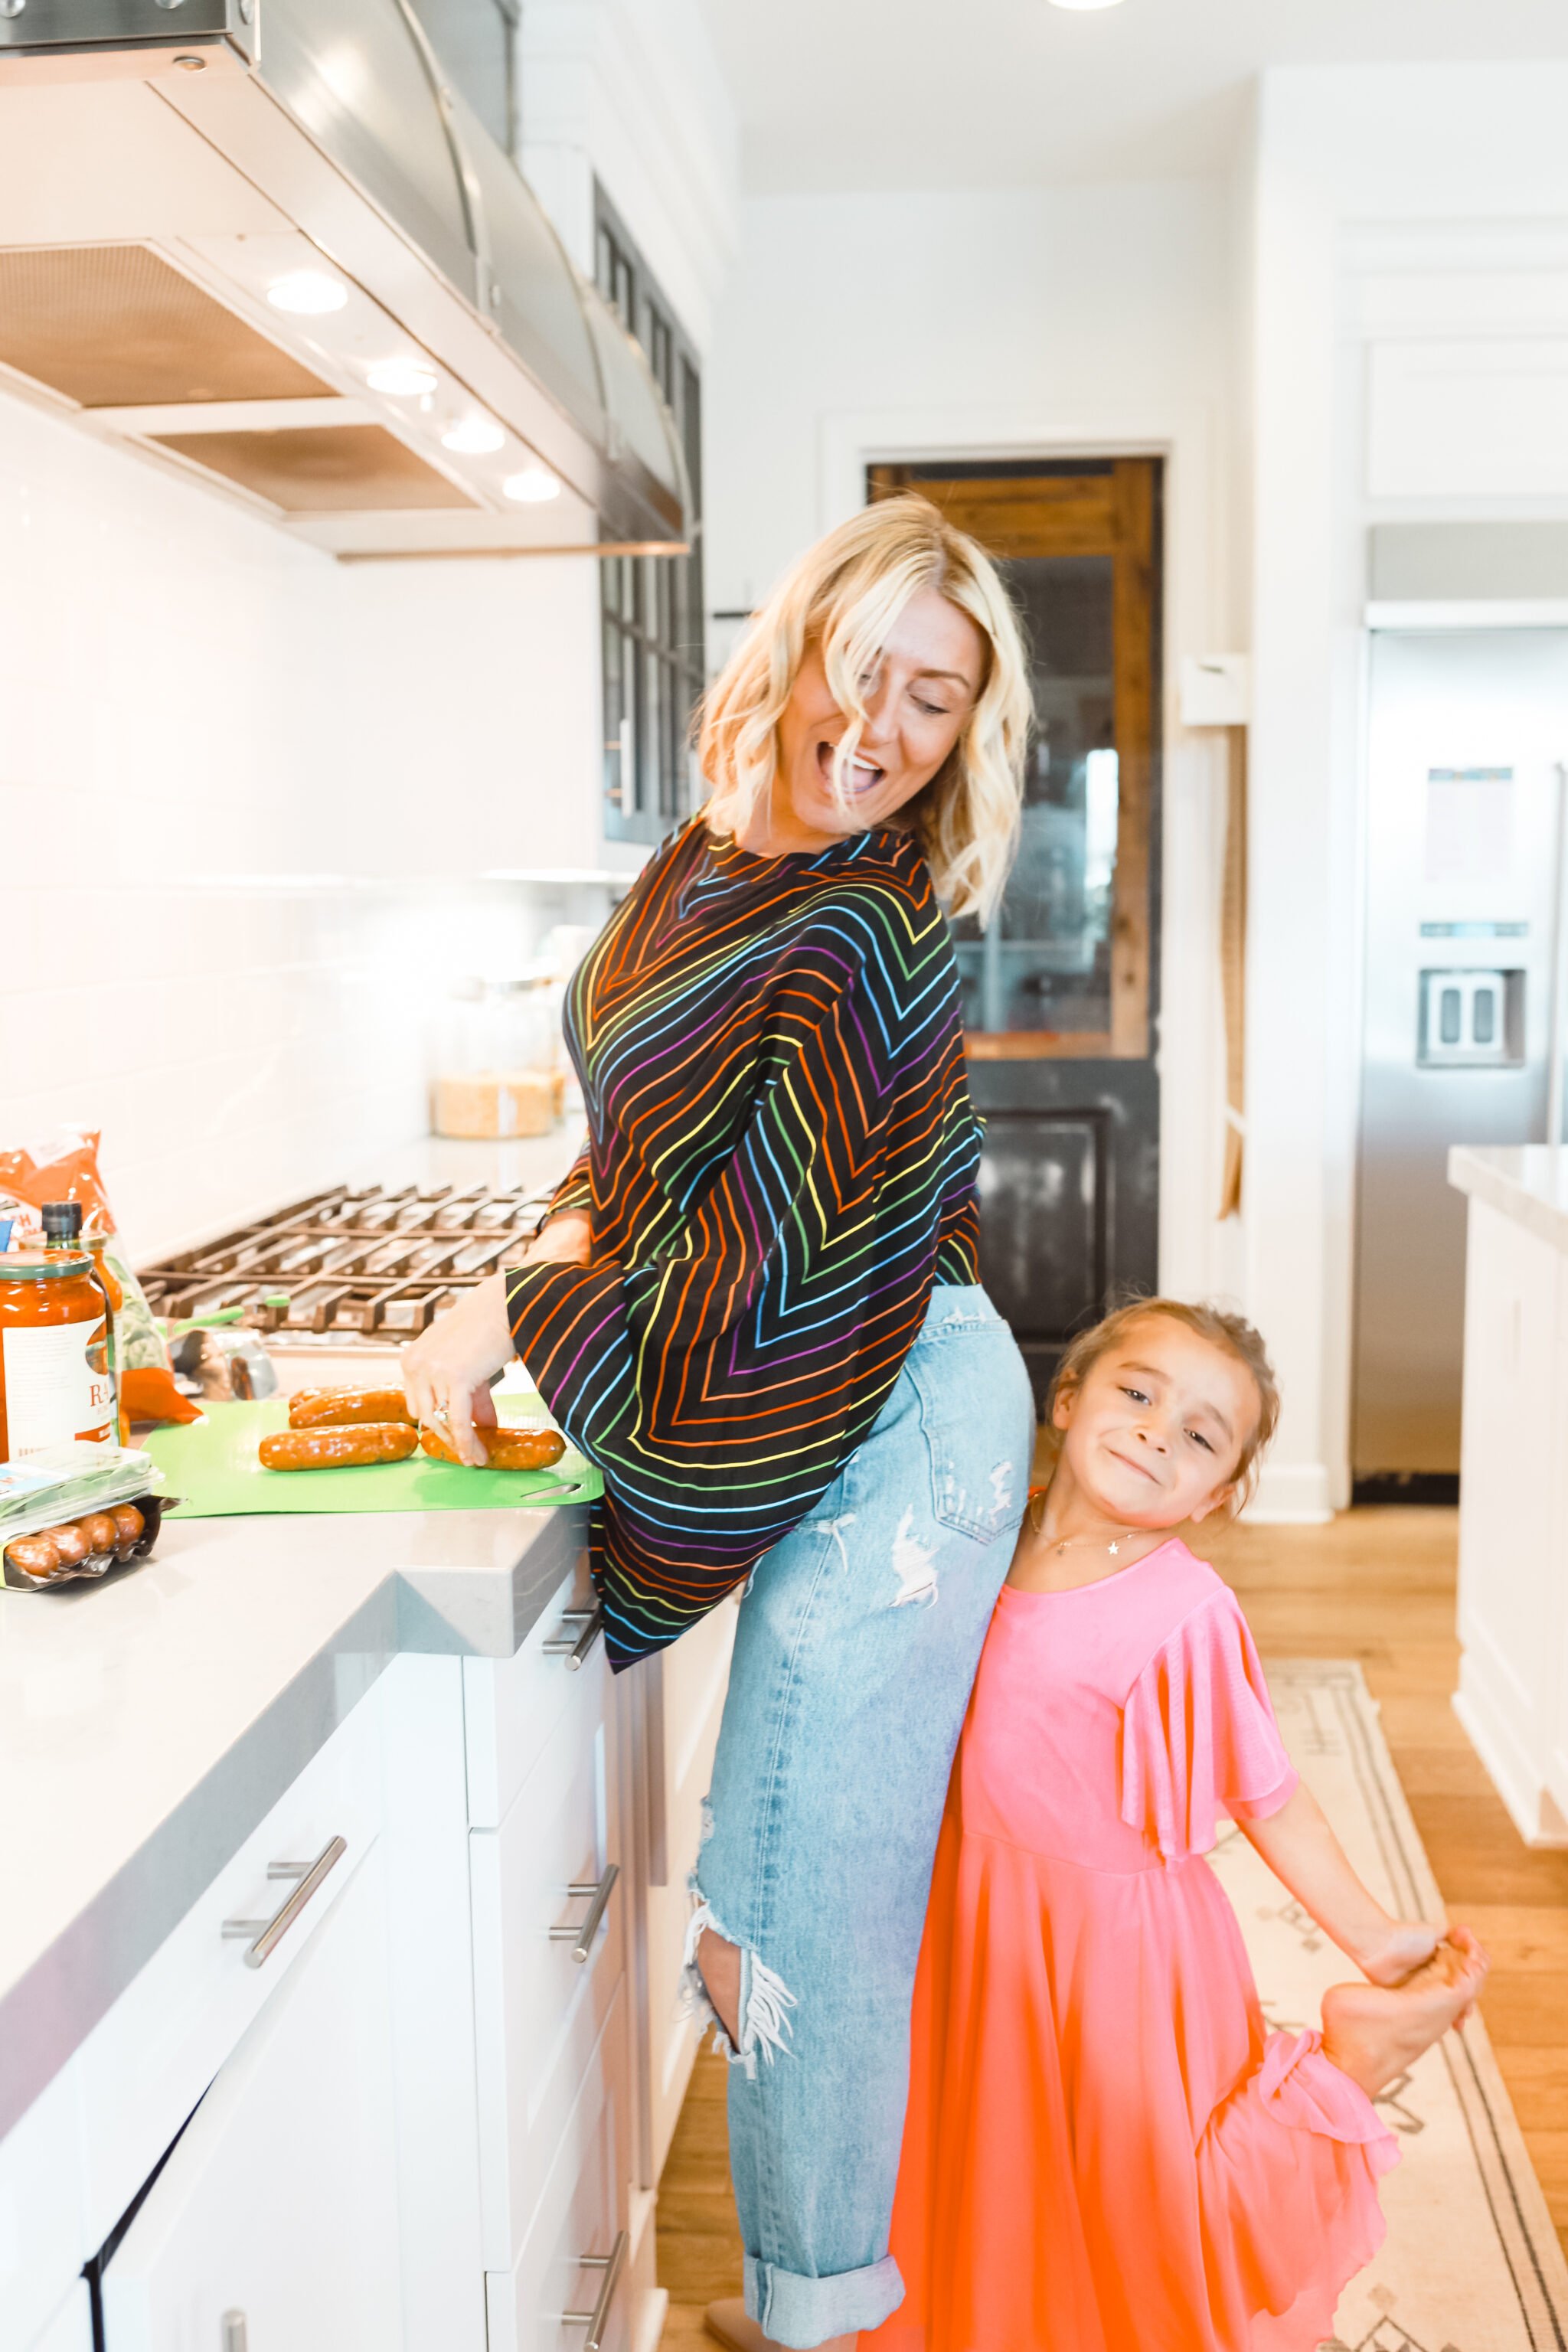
[266,270,350,316]
[503,465,561,505]
[441,416,506,456]
[367,357,439,397]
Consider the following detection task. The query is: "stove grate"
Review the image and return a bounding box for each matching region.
[137,1182,554,1338]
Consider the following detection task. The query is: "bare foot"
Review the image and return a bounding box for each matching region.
[1354,1915,1443,1987]
[1321,1926,1489,2099]
[704,2299,858,2352]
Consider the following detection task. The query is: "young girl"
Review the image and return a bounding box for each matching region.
[863,1299,1488,2352]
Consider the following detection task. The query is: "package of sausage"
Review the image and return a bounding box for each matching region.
[0,1443,172,1590]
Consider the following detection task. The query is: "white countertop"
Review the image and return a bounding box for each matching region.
[0,1125,593,2145]
[0,1498,590,2141]
[1449,1145,1568,1253]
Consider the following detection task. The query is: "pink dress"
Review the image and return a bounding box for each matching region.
[864,1539,1399,2352]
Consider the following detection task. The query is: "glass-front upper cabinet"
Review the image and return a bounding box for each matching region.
[594,185,704,847]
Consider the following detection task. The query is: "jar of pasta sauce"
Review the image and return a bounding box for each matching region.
[0,1250,116,1462]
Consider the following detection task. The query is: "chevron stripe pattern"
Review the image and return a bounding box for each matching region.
[505,816,982,1669]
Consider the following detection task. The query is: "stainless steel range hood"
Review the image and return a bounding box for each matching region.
[0,0,689,558]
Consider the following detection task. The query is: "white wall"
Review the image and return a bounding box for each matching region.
[0,389,604,1263]
[0,0,740,1269]
[520,0,740,348]
[703,177,1246,1330]
[1246,61,1568,1513]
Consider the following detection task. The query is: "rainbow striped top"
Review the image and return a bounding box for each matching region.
[505,815,982,1669]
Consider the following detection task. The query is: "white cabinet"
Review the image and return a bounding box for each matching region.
[24,2287,92,2352]
[639,1597,736,2180]
[76,1684,386,2253]
[486,1981,633,2352]
[100,1844,404,2352]
[0,2060,87,2352]
[2,1553,727,2352]
[1453,1194,1568,1844]
[471,1636,625,2266]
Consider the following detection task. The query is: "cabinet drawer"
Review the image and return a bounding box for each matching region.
[464,1563,598,1828]
[485,1978,631,2352]
[471,1642,622,2265]
[0,2062,87,2352]
[99,1844,402,2352]
[76,1684,384,2249]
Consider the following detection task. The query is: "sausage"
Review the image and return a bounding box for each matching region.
[420,1425,566,1472]
[259,1423,419,1472]
[112,1504,145,1560]
[288,1388,416,1431]
[4,1534,61,1583]
[78,1512,120,1559]
[37,1523,89,1567]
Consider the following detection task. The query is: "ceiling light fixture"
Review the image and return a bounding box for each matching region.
[502,465,561,504]
[266,269,350,315]
[367,357,439,397]
[441,416,506,456]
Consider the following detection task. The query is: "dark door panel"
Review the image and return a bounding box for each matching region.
[972,1066,1159,1410]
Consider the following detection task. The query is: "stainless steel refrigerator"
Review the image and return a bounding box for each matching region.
[1354,627,1568,1484]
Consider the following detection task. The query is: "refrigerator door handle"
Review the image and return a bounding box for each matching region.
[1550,762,1568,1149]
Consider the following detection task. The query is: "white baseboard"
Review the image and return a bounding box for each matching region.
[1452,1684,1568,1850]
[1242,1459,1334,1524]
[633,2287,670,2352]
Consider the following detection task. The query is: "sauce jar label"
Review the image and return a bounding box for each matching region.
[0,1317,115,1458]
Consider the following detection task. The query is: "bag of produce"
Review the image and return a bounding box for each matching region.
[0,1129,199,1429]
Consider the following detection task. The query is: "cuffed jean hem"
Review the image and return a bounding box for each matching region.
[745,2251,904,2347]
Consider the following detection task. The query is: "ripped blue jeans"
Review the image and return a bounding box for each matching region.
[683,1285,1034,2347]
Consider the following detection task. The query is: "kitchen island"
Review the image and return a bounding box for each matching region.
[1448,1145,1568,1848]
[1,1351,733,2350]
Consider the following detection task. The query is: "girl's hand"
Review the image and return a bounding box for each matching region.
[400,1272,516,1467]
[1356,1918,1443,1987]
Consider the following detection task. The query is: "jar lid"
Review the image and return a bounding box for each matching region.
[1,1249,92,1281]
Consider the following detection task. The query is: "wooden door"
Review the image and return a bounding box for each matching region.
[871,460,1162,1406]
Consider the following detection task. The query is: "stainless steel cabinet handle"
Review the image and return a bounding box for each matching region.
[222,1836,347,1969]
[544,1606,604,1670]
[221,2314,247,2352]
[563,2229,628,2349]
[549,1863,619,1962]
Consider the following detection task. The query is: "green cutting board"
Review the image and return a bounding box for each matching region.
[144,1400,601,1520]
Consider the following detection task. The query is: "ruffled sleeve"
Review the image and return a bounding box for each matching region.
[1119,1589,1298,1860]
[536,1140,592,1228]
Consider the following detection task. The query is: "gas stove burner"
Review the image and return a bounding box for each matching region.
[138,1181,554,1339]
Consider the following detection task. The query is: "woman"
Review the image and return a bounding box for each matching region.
[402,495,1035,2352]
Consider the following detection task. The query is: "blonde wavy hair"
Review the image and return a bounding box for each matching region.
[697,495,1033,923]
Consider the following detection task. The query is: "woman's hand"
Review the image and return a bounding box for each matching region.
[400,1272,517,1467]
[519,1210,593,1267]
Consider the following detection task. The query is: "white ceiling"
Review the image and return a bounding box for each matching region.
[694,0,1568,193]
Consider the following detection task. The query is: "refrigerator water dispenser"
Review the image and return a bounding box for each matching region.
[1416,968,1524,1067]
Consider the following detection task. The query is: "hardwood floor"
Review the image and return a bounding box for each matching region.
[654,1506,1568,2340]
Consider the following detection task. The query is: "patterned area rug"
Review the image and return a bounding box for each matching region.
[1224,1662,1568,2352]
